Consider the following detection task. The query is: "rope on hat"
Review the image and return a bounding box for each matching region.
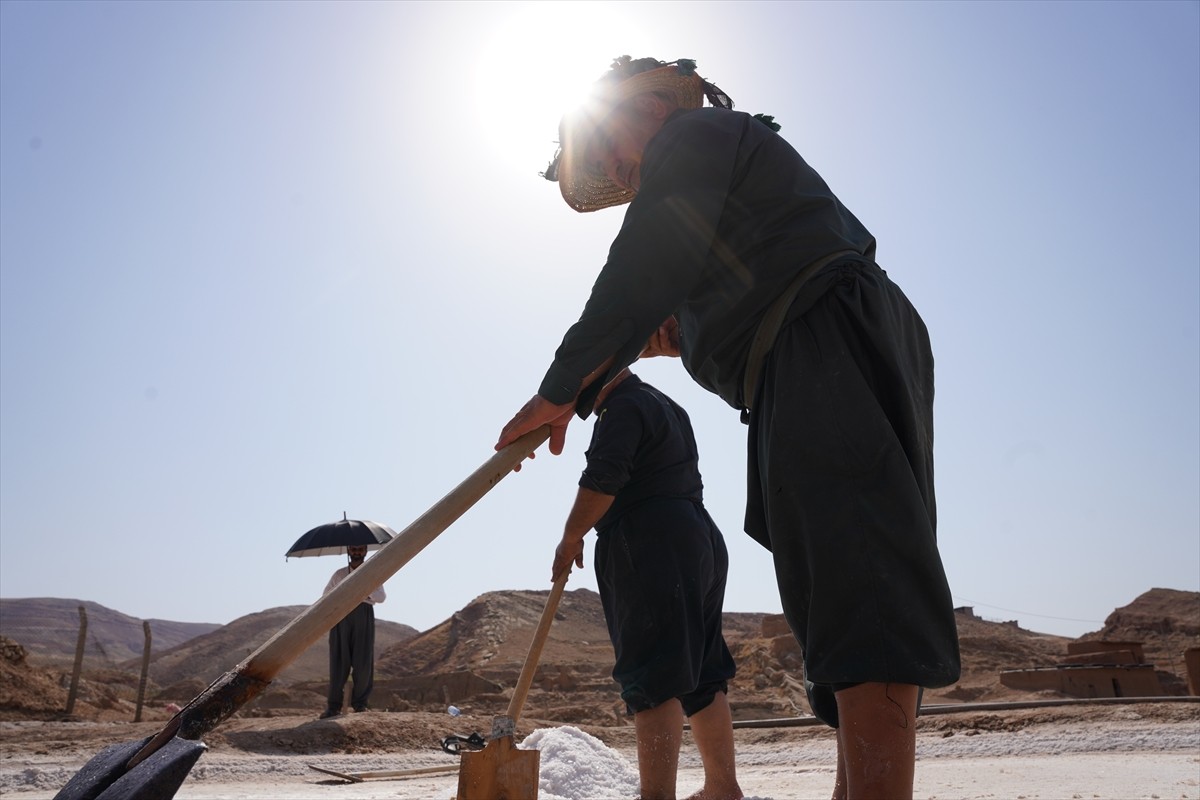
[541,148,561,182]
[673,58,777,127]
[667,57,734,111]
[753,114,781,132]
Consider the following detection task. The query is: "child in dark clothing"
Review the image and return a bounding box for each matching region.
[552,368,741,800]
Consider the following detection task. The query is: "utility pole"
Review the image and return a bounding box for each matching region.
[66,605,87,715]
[135,620,152,722]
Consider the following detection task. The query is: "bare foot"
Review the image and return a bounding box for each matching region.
[683,789,743,800]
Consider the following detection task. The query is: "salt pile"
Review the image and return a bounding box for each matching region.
[519,726,640,800]
[520,725,773,800]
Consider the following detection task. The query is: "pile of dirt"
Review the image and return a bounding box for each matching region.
[0,636,139,723]
[0,637,69,718]
[204,709,484,755]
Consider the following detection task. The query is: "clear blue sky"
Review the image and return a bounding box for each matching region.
[2,1,1197,641]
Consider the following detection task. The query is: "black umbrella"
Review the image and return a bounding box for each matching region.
[285,513,396,559]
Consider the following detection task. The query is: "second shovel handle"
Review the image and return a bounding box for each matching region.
[507,569,570,723]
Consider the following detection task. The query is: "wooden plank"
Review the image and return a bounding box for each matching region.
[308,763,460,782]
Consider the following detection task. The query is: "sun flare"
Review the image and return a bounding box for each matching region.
[472,2,652,175]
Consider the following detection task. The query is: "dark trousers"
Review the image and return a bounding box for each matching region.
[327,602,375,711]
[595,498,736,716]
[745,261,960,727]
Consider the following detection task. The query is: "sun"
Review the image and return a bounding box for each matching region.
[472,2,652,176]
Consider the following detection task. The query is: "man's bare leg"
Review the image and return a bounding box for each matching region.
[635,699,685,799]
[683,691,742,800]
[833,682,919,799]
[831,732,848,800]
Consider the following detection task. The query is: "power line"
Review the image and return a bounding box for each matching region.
[952,596,1104,624]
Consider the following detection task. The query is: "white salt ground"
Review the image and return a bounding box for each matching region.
[1,714,1197,799]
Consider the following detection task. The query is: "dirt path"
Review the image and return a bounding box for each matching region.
[2,703,1196,799]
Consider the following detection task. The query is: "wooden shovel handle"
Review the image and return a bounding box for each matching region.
[131,426,550,766]
[245,425,550,682]
[507,568,570,724]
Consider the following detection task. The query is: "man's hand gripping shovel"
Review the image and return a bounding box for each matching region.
[53,427,550,800]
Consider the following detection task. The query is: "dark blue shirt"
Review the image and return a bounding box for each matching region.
[579,375,704,531]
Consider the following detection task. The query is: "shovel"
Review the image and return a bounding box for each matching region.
[455,567,570,800]
[53,426,550,800]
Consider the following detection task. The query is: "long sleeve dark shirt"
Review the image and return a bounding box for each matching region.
[538,108,876,414]
[580,375,703,531]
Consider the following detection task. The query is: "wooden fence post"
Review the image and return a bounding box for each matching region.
[135,620,152,722]
[65,605,87,715]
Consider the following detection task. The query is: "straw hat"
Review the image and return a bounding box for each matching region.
[545,57,733,212]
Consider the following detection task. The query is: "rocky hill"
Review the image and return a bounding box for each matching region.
[369,587,626,724]
[1077,587,1200,694]
[0,588,1195,726]
[1083,588,1200,662]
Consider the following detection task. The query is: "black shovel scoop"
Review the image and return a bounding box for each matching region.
[53,427,549,800]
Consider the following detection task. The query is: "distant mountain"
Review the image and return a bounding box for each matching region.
[0,598,220,665]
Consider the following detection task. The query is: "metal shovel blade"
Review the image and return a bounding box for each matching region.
[55,736,205,800]
[456,732,540,800]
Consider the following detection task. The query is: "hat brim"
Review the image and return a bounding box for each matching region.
[555,66,705,212]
